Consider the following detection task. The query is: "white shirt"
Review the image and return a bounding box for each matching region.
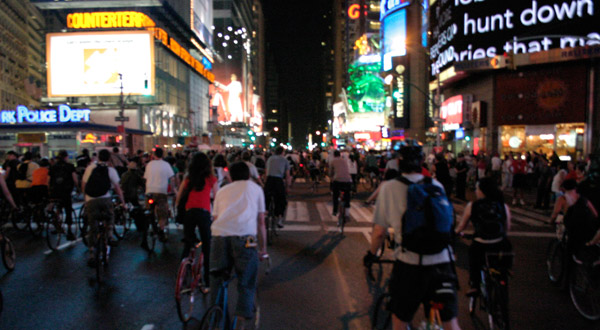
[348,159,358,175]
[245,161,260,180]
[82,162,120,201]
[144,159,175,194]
[385,159,400,172]
[373,173,453,265]
[551,169,567,193]
[212,180,265,237]
[491,156,502,171]
[15,161,40,189]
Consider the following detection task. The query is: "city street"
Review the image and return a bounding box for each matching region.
[0,181,597,330]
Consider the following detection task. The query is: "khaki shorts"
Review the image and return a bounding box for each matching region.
[145,193,169,225]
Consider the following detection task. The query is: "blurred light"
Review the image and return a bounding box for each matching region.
[222,42,227,47]
[227,26,233,31]
[274,127,279,132]
[316,131,321,135]
[465,135,471,141]
[224,35,230,40]
[384,74,394,85]
[559,155,572,161]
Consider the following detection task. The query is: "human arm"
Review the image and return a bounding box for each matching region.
[113,182,126,206]
[368,224,387,255]
[455,202,473,233]
[550,195,567,223]
[0,175,16,209]
[175,178,187,207]
[257,212,267,259]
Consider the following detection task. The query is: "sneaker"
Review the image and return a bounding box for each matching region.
[520,199,526,206]
[66,231,76,241]
[277,217,284,228]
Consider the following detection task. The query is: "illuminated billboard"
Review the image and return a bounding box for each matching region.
[47,31,154,97]
[381,8,407,71]
[429,0,600,77]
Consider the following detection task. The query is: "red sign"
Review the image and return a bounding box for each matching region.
[354,132,382,141]
[348,4,365,19]
[495,64,586,125]
[441,95,463,128]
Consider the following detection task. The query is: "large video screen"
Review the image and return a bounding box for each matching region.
[429,0,600,77]
[47,31,155,97]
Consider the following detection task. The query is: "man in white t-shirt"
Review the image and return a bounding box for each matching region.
[143,147,175,244]
[210,161,267,327]
[82,149,125,267]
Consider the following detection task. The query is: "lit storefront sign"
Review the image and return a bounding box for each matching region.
[348,4,362,19]
[429,0,600,76]
[393,61,410,128]
[0,105,90,124]
[354,132,382,141]
[67,12,155,29]
[441,95,463,131]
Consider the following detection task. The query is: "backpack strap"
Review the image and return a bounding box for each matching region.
[396,176,413,186]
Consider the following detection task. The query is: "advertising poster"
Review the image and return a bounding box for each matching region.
[47,31,154,97]
[211,65,245,123]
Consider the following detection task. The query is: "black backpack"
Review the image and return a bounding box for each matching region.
[16,162,29,181]
[50,162,74,194]
[84,164,111,197]
[472,200,507,240]
[254,157,265,169]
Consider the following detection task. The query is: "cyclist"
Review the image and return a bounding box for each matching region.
[15,152,39,207]
[49,150,79,241]
[329,150,352,217]
[242,151,263,187]
[143,147,175,246]
[264,147,291,228]
[365,150,379,179]
[364,142,461,330]
[561,179,600,260]
[176,152,218,288]
[3,151,20,205]
[82,149,125,267]
[209,161,267,328]
[30,158,50,205]
[455,177,512,297]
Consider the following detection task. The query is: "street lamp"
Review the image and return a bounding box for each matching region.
[316,131,321,136]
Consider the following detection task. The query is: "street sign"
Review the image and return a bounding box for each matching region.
[115,116,129,122]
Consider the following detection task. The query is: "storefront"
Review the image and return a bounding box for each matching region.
[0,104,151,160]
[500,123,586,158]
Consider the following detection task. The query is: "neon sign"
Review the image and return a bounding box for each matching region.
[67,12,156,29]
[0,105,91,124]
[441,95,464,131]
[348,4,363,19]
[380,0,411,20]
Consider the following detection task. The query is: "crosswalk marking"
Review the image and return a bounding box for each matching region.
[285,201,310,222]
[350,201,373,223]
[316,201,336,222]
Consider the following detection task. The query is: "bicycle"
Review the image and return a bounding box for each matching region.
[469,251,514,330]
[45,199,79,251]
[546,221,567,285]
[175,241,209,323]
[266,195,278,246]
[568,247,600,320]
[337,189,350,235]
[113,200,132,240]
[143,194,166,252]
[93,215,112,284]
[200,256,271,329]
[0,220,16,271]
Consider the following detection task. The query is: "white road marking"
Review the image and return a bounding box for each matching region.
[316,202,335,222]
[350,201,373,223]
[285,201,310,222]
[43,238,82,255]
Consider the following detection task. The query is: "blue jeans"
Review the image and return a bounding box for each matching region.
[209,236,258,318]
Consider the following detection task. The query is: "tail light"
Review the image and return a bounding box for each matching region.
[148,198,155,205]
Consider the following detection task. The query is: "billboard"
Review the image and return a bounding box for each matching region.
[381,8,407,71]
[47,31,154,97]
[429,0,600,77]
[210,65,246,124]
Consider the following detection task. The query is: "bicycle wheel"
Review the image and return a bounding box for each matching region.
[10,208,28,232]
[175,259,197,323]
[569,260,600,320]
[113,208,127,240]
[78,205,87,232]
[199,305,224,330]
[372,293,392,329]
[95,235,108,283]
[488,278,510,330]
[338,207,346,235]
[46,210,64,251]
[28,206,45,237]
[266,215,275,246]
[146,219,157,252]
[547,239,566,285]
[1,236,16,271]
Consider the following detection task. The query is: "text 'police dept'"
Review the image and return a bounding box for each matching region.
[0,105,91,124]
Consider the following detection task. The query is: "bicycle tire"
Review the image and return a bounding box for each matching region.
[569,260,600,320]
[10,208,28,232]
[146,219,157,253]
[338,207,346,235]
[95,235,108,283]
[266,215,275,246]
[78,205,87,232]
[113,208,127,240]
[489,278,510,330]
[372,293,392,330]
[1,237,16,271]
[199,305,224,330]
[46,210,64,251]
[547,239,566,285]
[175,259,196,323]
[28,206,45,237]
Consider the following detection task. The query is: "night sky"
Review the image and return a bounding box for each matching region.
[262,0,332,147]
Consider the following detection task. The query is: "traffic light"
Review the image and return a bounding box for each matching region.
[248,130,255,136]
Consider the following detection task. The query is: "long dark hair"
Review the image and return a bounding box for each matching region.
[477,177,504,204]
[187,152,213,191]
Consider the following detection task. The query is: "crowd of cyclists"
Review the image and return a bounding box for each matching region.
[1,139,599,328]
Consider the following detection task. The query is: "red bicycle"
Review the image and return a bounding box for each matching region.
[175,241,208,323]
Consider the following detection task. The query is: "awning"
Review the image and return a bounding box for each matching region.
[0,122,153,135]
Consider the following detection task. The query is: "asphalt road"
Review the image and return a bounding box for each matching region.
[0,180,597,330]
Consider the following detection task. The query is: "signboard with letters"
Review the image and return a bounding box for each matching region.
[0,105,91,125]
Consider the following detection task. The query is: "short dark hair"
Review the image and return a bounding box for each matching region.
[275,147,284,155]
[229,161,250,181]
[58,150,68,160]
[6,151,17,157]
[113,147,119,153]
[154,147,164,158]
[23,151,33,161]
[98,149,111,162]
